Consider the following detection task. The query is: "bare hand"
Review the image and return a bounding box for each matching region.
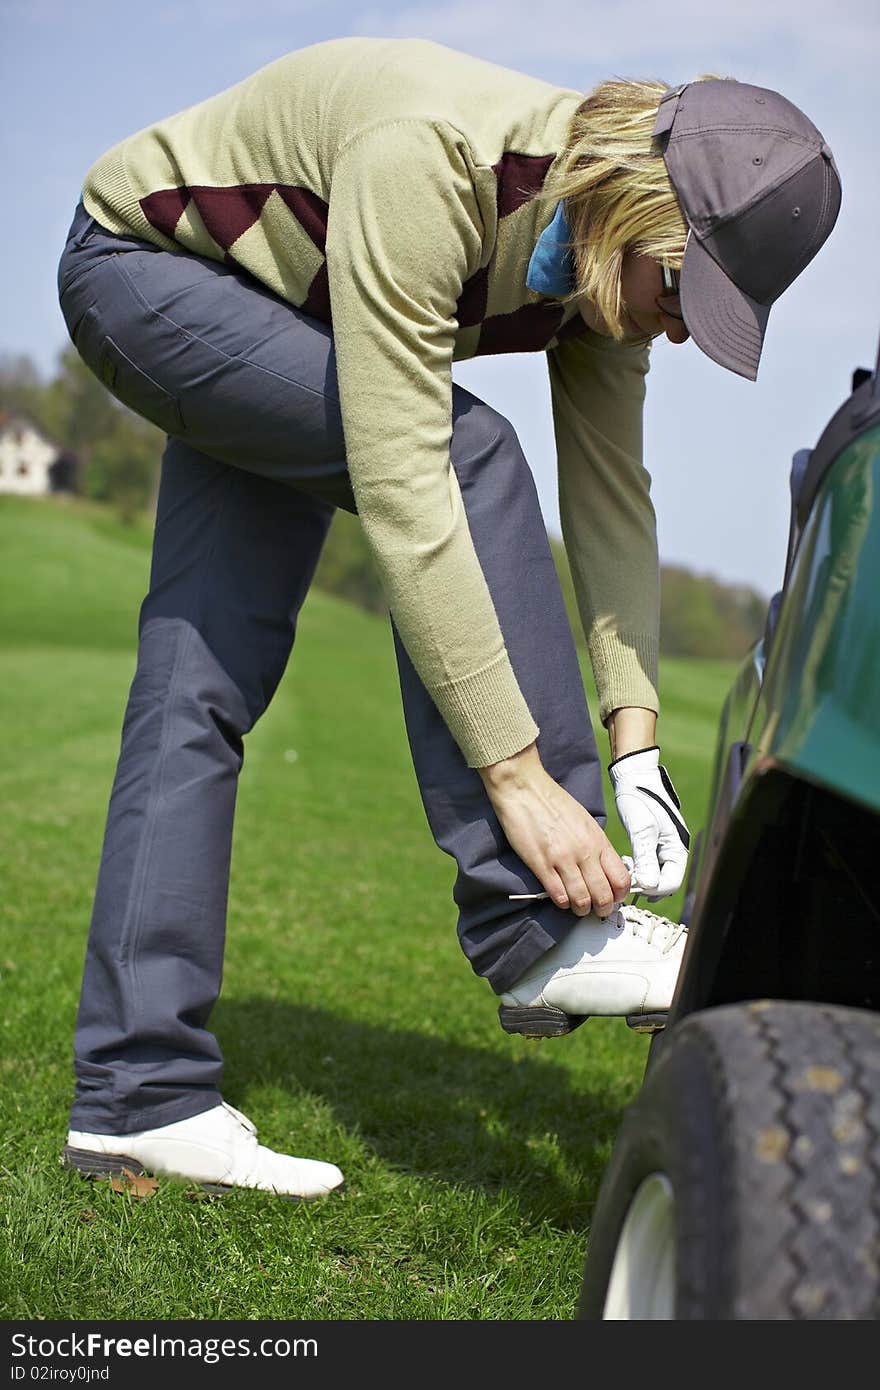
[477,742,632,917]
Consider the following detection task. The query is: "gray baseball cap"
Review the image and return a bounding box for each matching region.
[653,80,842,380]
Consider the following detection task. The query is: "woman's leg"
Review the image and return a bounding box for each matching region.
[392,393,606,997]
[70,441,334,1134]
[58,207,349,1134]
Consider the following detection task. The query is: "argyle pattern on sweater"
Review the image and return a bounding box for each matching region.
[136,160,587,357]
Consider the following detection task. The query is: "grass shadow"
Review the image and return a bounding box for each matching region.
[216,999,637,1229]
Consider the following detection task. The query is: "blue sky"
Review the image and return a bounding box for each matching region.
[3,0,877,597]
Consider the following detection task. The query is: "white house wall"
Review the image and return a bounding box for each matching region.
[0,423,58,495]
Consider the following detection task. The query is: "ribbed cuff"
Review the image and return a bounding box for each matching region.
[435,654,539,768]
[589,631,660,726]
[82,149,177,248]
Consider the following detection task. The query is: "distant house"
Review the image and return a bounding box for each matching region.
[0,411,80,496]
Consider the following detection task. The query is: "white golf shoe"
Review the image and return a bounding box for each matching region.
[62,1100,344,1200]
[498,904,687,1037]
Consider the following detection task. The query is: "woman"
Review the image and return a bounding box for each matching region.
[55,37,841,1199]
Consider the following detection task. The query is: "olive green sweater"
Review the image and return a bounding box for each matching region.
[81,35,658,767]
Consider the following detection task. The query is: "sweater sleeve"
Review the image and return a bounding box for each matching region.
[546,326,659,725]
[324,117,539,768]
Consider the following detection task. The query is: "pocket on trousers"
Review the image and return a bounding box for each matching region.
[59,276,94,344]
[76,306,185,436]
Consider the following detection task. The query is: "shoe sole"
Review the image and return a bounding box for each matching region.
[60,1146,343,1202]
[498,1005,668,1038]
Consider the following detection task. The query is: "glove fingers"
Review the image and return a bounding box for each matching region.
[622,855,660,899]
[654,857,686,896]
[658,826,689,864]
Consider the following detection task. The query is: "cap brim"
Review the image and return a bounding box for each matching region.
[680,233,771,382]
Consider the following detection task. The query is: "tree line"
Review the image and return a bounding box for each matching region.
[314,511,767,661]
[1,349,766,660]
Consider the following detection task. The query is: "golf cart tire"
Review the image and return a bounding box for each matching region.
[578,1000,880,1319]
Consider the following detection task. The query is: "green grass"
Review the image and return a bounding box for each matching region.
[0,493,737,1320]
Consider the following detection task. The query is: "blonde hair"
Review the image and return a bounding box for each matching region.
[534,75,729,339]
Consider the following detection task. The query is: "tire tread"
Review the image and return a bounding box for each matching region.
[581,1001,880,1319]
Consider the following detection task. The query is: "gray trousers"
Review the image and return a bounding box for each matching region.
[56,199,605,1134]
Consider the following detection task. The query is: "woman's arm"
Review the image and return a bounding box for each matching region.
[325,117,538,770]
[546,324,659,740]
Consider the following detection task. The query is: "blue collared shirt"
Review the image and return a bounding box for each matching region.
[526,199,575,298]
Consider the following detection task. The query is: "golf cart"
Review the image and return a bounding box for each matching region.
[579,332,880,1319]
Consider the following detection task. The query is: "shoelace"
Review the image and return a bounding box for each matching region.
[619,903,687,954]
[221,1100,257,1135]
[219,1101,267,1186]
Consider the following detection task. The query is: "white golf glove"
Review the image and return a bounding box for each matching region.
[609,746,690,900]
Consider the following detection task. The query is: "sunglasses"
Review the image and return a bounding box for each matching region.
[657,262,686,323]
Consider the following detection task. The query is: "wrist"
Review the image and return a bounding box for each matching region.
[476,740,542,791]
[607,706,657,760]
